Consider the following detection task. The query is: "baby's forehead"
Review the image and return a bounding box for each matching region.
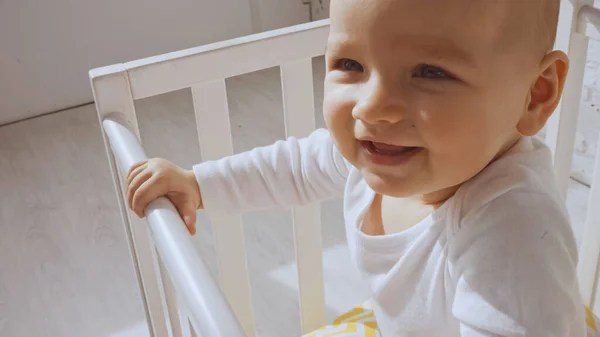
[329,0,557,59]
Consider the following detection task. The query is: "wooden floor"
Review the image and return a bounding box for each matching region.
[0,56,591,337]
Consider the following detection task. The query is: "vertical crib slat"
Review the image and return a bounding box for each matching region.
[158,254,184,337]
[90,67,172,337]
[545,0,591,197]
[281,59,327,333]
[175,294,194,337]
[191,80,256,337]
[579,139,600,309]
[549,35,589,197]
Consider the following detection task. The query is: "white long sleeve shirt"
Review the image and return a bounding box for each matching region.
[193,129,585,337]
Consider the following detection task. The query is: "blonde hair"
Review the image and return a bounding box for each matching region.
[538,0,561,52]
[493,0,561,60]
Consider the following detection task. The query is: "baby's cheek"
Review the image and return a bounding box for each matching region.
[323,96,358,160]
[423,116,491,170]
[438,128,501,183]
[419,117,466,152]
[323,90,354,129]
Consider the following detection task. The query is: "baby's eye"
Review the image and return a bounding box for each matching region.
[336,58,364,72]
[412,64,455,80]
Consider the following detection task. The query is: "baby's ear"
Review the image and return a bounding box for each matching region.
[517,51,569,136]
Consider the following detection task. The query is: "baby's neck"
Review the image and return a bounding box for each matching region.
[363,194,434,236]
[420,186,461,210]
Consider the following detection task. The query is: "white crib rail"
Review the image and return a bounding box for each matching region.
[91,19,330,337]
[125,20,329,100]
[102,115,246,337]
[578,4,600,40]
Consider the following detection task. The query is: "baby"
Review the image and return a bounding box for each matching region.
[127,0,586,335]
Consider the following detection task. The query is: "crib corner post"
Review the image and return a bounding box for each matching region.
[545,0,593,198]
[89,66,179,337]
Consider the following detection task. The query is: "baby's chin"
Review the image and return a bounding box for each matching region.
[360,168,465,207]
[360,168,426,199]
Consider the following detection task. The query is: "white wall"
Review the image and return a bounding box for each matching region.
[254,0,311,32]
[310,0,331,21]
[0,0,311,125]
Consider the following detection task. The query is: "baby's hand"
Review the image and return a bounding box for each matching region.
[126,158,202,235]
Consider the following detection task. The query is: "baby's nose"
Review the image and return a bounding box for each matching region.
[352,77,405,125]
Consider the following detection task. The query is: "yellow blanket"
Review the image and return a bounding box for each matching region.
[303,301,600,337]
[303,302,380,337]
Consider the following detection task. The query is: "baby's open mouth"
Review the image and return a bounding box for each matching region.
[360,141,422,166]
[368,141,418,155]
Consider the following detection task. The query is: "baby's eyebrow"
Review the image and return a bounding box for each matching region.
[392,36,478,68]
[325,35,478,69]
[324,37,353,55]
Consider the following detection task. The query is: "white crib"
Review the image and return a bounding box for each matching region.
[90,2,600,336]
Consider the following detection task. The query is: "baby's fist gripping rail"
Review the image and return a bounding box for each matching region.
[102,113,246,337]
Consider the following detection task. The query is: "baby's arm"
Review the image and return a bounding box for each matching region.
[127,128,350,233]
[194,128,350,216]
[449,192,584,336]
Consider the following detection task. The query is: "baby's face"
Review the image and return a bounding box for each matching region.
[324,0,540,202]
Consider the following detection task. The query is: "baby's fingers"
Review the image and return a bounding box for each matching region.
[131,177,167,218]
[128,160,147,176]
[175,201,197,235]
[127,169,152,211]
[127,162,148,186]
